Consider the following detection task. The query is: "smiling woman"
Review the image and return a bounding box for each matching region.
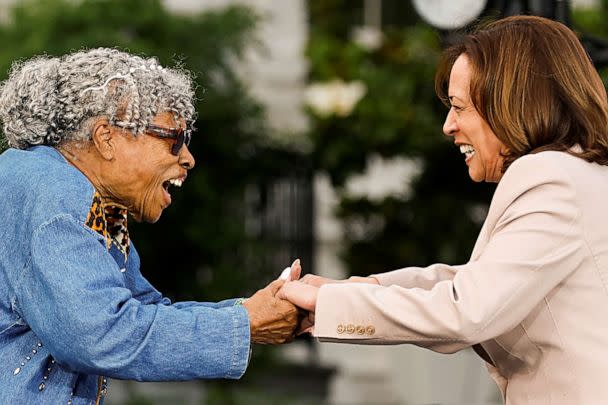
[66,110,196,223]
[441,55,507,183]
[0,48,301,405]
[278,16,608,404]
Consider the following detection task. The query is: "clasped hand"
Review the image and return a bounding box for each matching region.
[277,267,379,335]
[243,260,379,343]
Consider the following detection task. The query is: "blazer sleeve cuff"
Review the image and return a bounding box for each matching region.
[313,284,380,343]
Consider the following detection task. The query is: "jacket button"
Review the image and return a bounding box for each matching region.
[366,325,375,335]
[346,324,355,334]
[336,324,345,334]
[356,325,366,335]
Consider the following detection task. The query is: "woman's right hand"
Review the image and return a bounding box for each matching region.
[277,280,319,312]
[299,274,380,287]
[298,274,339,287]
[347,275,380,285]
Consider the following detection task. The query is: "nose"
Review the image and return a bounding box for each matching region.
[443,108,458,137]
[179,144,195,170]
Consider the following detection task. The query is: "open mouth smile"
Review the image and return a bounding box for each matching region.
[459,144,476,161]
[161,176,186,205]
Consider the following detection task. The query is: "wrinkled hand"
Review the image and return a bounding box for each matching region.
[243,279,299,344]
[297,309,315,335]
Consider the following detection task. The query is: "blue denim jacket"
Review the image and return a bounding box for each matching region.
[0,146,251,404]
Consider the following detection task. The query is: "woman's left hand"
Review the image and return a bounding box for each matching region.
[243,280,300,344]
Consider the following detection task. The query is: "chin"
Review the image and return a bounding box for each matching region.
[151,207,166,223]
[143,212,163,224]
[468,169,484,183]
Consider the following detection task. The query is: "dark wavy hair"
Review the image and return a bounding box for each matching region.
[435,15,608,171]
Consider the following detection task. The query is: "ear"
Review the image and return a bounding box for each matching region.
[90,118,116,161]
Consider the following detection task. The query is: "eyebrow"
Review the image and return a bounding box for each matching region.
[448,95,465,103]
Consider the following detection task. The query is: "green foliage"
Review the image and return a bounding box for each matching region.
[572,3,608,82]
[308,0,419,40]
[308,24,442,185]
[0,0,290,300]
[306,0,495,274]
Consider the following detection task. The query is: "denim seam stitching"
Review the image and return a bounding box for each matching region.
[0,320,21,335]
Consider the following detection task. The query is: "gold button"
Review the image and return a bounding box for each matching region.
[356,325,366,335]
[336,324,345,334]
[346,324,355,334]
[366,325,375,336]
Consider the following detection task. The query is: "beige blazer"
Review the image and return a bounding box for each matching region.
[314,151,608,404]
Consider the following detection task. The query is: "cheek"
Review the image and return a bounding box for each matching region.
[142,176,164,199]
[486,135,505,159]
[129,168,164,205]
[479,135,505,176]
[473,121,500,155]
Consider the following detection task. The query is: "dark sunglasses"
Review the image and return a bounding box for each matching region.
[146,124,192,156]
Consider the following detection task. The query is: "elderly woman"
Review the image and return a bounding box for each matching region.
[0,48,299,405]
[280,15,608,403]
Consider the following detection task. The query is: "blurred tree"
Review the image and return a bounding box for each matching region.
[572,0,608,78]
[0,0,298,301]
[306,0,496,276]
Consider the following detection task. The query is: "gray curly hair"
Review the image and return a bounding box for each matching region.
[0,48,197,149]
